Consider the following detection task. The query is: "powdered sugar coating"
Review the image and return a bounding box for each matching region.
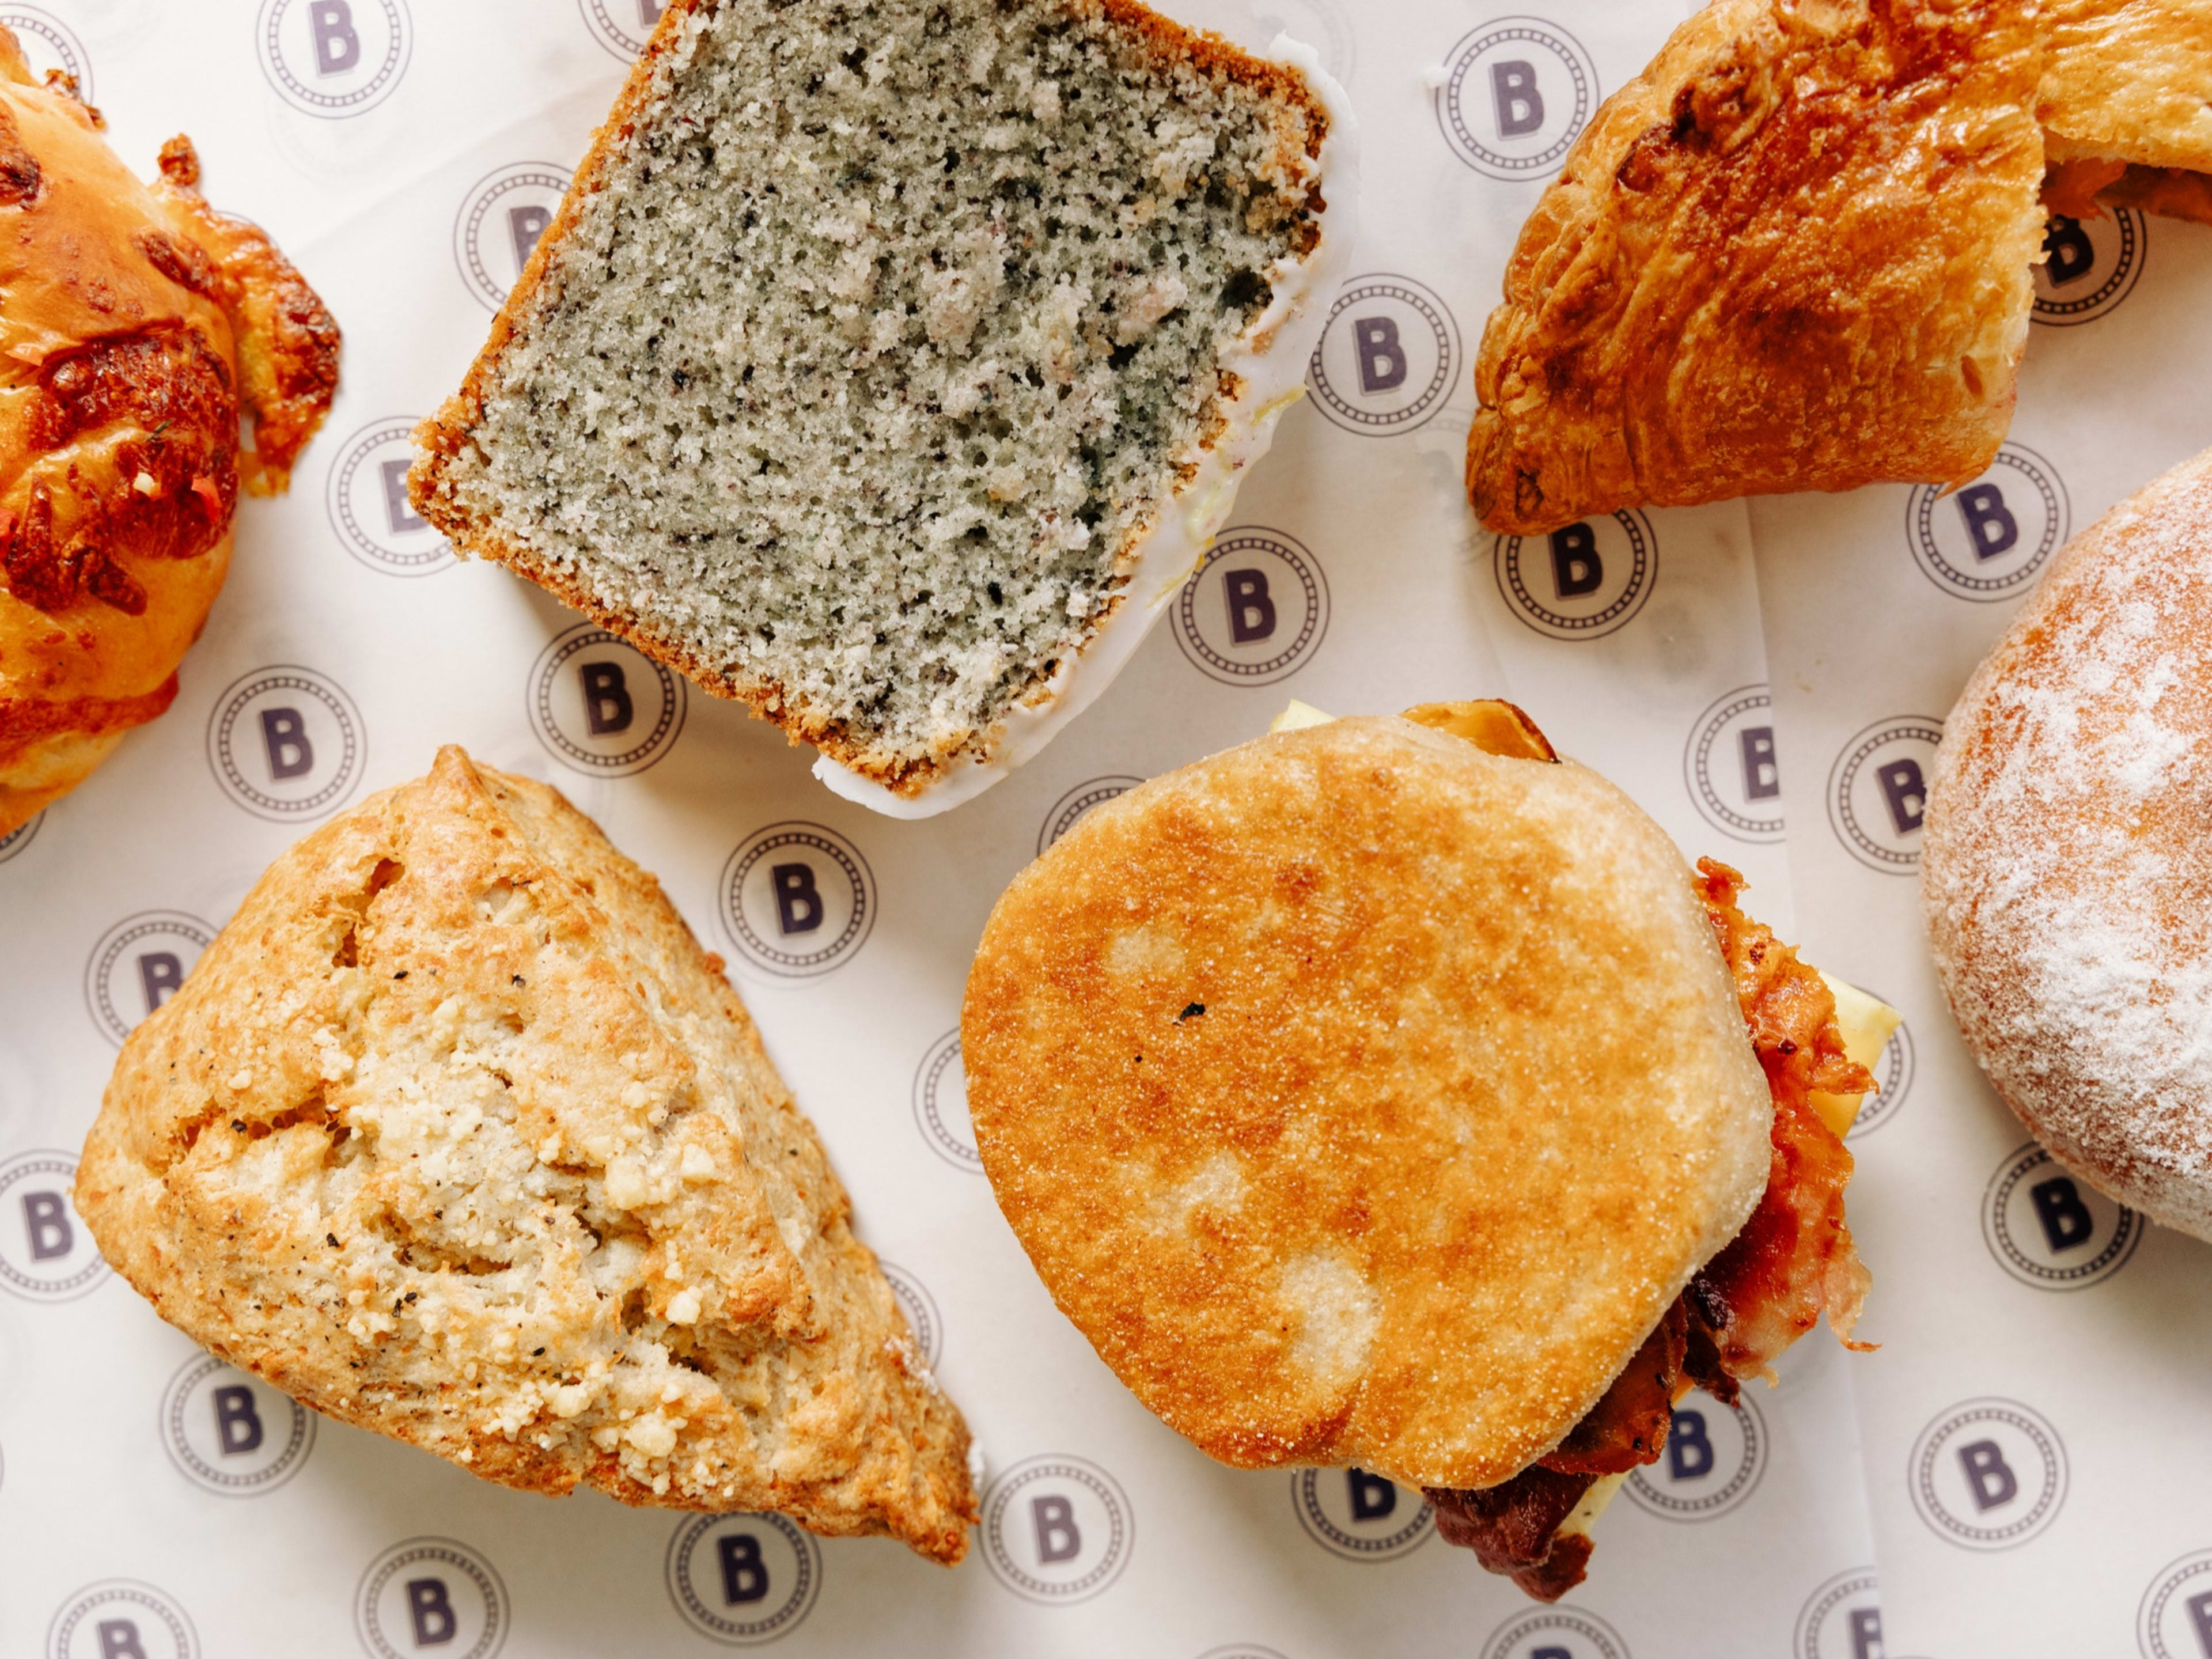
[1923,447,2212,1238]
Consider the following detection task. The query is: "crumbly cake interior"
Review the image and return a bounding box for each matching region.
[439,0,1322,779]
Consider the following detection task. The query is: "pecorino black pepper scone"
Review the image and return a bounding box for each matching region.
[410,0,1353,817]
[76,747,975,1562]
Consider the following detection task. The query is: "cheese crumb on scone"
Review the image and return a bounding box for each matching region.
[75,746,974,1563]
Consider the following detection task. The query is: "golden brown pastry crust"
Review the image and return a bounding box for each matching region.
[1923,447,2212,1241]
[77,747,976,1560]
[0,31,338,832]
[961,716,1773,1490]
[1466,0,2047,536]
[2041,0,2212,176]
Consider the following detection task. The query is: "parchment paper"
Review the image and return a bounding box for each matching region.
[7,2,2177,1656]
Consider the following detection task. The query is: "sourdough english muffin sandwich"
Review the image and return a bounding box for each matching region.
[961,701,1893,1598]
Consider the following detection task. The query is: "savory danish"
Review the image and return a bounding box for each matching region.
[0,30,339,832]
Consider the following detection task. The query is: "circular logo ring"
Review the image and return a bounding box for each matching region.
[1684,684,1784,843]
[528,627,685,775]
[878,1262,944,1369]
[0,1152,105,1300]
[1848,1010,1915,1139]
[1174,529,1330,684]
[161,1354,316,1494]
[327,418,452,575]
[2035,208,2146,326]
[664,1513,821,1643]
[0,7,91,100]
[206,667,366,821]
[719,825,874,976]
[1825,716,1942,874]
[456,165,570,310]
[2139,1550,2212,1658]
[356,1540,505,1659]
[1438,19,1596,179]
[1982,1142,2142,1289]
[0,809,40,865]
[1908,1397,2067,1550]
[983,1456,1133,1601]
[912,1029,982,1172]
[1495,510,1657,640]
[1305,275,1460,434]
[257,0,410,118]
[1908,445,2068,601]
[1624,1395,1765,1520]
[1037,776,1144,856]
[580,0,656,58]
[1480,1606,1631,1659]
[1291,1468,1434,1559]
[1794,1568,1879,1659]
[82,911,214,1046]
[48,1582,197,1659]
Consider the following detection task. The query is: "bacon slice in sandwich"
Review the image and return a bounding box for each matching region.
[1425,846,1878,1601]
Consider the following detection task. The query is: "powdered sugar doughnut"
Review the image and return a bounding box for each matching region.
[1923,448,2212,1239]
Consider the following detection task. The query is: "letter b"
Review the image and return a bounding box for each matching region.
[1032,1493,1082,1563]
[406,1577,457,1646]
[96,1621,147,1659]
[1490,59,1544,138]
[22,1190,71,1261]
[1955,483,2019,561]
[508,206,553,271]
[2043,216,2095,286]
[1353,316,1407,394]
[380,459,425,535]
[138,952,184,1017]
[260,707,315,781]
[1738,725,1780,801]
[1548,522,1603,599]
[1222,567,1277,645]
[1531,1649,1571,1659]
[1849,1606,1884,1659]
[770,863,822,935]
[1666,1408,1715,1481]
[1957,1438,2018,1512]
[718,1532,769,1604]
[1877,757,1926,835]
[310,0,361,77]
[2185,1589,2212,1656]
[213,1384,265,1455]
[1347,1467,1397,1521]
[579,662,634,736]
[2030,1176,2095,1253]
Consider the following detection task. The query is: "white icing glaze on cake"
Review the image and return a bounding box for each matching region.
[1923,446,2212,1238]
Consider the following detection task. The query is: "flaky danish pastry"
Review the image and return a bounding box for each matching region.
[0,31,339,832]
[1466,0,2046,537]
